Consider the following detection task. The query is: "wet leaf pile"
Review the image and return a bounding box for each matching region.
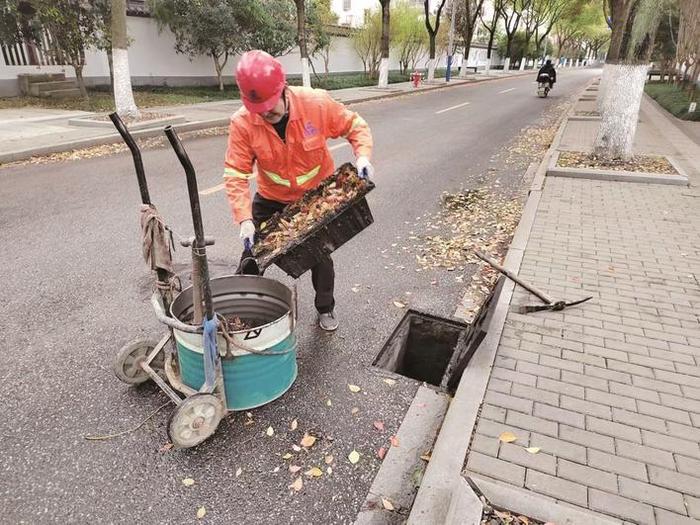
[480,502,546,525]
[557,151,677,174]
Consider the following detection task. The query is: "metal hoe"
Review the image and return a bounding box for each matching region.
[475,251,592,314]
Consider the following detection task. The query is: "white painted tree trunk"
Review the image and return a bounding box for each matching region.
[378,58,389,88]
[597,63,612,113]
[113,48,138,118]
[503,57,510,72]
[427,58,436,82]
[594,64,649,160]
[519,58,526,71]
[301,57,311,87]
[484,57,491,74]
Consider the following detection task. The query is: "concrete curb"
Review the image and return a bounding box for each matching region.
[548,151,690,186]
[0,71,536,165]
[67,114,186,129]
[569,115,601,121]
[406,77,596,525]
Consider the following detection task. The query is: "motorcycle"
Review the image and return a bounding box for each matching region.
[537,73,551,98]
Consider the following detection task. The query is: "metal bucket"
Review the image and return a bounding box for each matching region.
[169,275,297,410]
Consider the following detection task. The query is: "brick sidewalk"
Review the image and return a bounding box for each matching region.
[465,99,700,523]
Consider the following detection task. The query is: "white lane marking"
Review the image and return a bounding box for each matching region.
[499,88,516,94]
[435,101,471,114]
[199,142,350,195]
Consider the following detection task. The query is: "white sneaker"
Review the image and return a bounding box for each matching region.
[318,311,339,331]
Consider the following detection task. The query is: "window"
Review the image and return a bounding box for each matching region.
[343,0,351,11]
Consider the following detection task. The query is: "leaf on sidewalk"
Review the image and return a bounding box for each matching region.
[382,497,395,511]
[499,431,517,443]
[390,436,400,448]
[525,447,540,454]
[382,378,396,386]
[420,453,431,461]
[377,447,387,460]
[393,301,406,308]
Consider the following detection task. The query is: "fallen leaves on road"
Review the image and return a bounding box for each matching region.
[292,444,302,452]
[348,384,361,393]
[348,450,361,464]
[325,455,334,464]
[557,151,677,174]
[525,447,541,454]
[282,453,293,460]
[300,434,317,448]
[326,399,333,407]
[182,478,195,487]
[235,467,242,477]
[420,453,432,461]
[498,431,518,443]
[196,506,207,519]
[390,436,400,448]
[289,465,302,473]
[266,426,274,437]
[383,378,396,386]
[290,419,298,431]
[305,467,323,478]
[159,442,174,453]
[373,421,385,431]
[377,447,387,460]
[393,300,407,308]
[289,477,303,492]
[351,407,360,415]
[382,498,395,511]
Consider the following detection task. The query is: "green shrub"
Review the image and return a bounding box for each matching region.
[644,81,700,121]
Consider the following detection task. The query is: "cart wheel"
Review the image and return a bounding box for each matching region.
[167,394,225,448]
[113,339,160,385]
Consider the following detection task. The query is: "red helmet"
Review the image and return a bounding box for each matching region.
[235,50,286,114]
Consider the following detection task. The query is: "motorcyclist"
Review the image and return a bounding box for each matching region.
[537,59,556,89]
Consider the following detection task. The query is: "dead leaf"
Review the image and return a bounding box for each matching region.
[159,442,174,453]
[266,426,274,437]
[182,478,195,487]
[289,477,303,492]
[289,465,302,473]
[351,287,359,293]
[351,407,360,415]
[326,466,333,475]
[196,507,207,519]
[348,384,361,393]
[290,419,298,431]
[235,467,242,477]
[305,467,323,477]
[420,454,431,461]
[382,498,395,511]
[292,444,302,452]
[390,436,400,447]
[325,455,334,464]
[383,378,396,386]
[282,453,293,460]
[326,399,332,407]
[377,447,387,460]
[300,434,317,448]
[499,431,517,443]
[525,447,540,454]
[348,450,361,464]
[393,300,406,308]
[518,516,530,525]
[373,421,385,431]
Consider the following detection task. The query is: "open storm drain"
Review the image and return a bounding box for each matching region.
[373,279,503,392]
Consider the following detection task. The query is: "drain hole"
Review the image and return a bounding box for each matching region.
[374,278,503,392]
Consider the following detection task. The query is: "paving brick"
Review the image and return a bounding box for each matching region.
[655,509,700,525]
[557,458,618,492]
[649,370,699,393]
[528,432,586,463]
[485,391,534,414]
[682,385,700,401]
[629,353,677,371]
[499,347,540,365]
[606,337,651,357]
[466,451,526,487]
[584,364,633,384]
[561,349,606,367]
[618,477,687,513]
[612,407,667,433]
[541,335,584,352]
[534,403,585,428]
[562,370,609,391]
[561,395,612,419]
[649,348,697,365]
[633,376,683,395]
[506,410,558,438]
[666,421,700,442]
[675,363,700,378]
[492,366,538,387]
[498,442,557,475]
[586,388,638,411]
[616,440,675,469]
[627,334,670,351]
[686,495,700,520]
[587,325,625,342]
[589,489,655,525]
[585,344,629,362]
[537,377,584,398]
[516,361,561,380]
[644,328,688,345]
[610,382,661,403]
[642,430,700,459]
[481,404,507,423]
[608,360,656,378]
[675,455,700,476]
[649,465,700,497]
[510,383,559,407]
[471,432,500,456]
[588,448,648,481]
[559,424,615,453]
[495,355,517,370]
[587,416,642,443]
[539,355,585,373]
[488,377,512,394]
[476,418,531,446]
[637,400,692,425]
[525,469,588,507]
[520,339,562,358]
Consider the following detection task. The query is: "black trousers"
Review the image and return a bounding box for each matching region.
[252,193,335,314]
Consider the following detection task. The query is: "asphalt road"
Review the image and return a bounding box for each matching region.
[0,68,597,524]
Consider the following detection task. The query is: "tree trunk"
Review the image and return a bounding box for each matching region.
[213,55,224,91]
[112,0,138,117]
[460,26,474,78]
[74,64,88,99]
[295,0,311,87]
[607,0,634,62]
[378,0,390,88]
[106,47,114,94]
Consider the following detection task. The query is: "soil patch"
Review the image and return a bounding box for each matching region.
[92,111,174,123]
[557,151,677,174]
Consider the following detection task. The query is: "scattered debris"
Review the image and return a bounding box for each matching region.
[382,497,396,511]
[348,384,361,393]
[300,434,317,448]
[557,151,677,174]
[266,426,274,437]
[498,431,517,443]
[348,450,361,464]
[182,478,195,487]
[196,506,207,519]
[289,477,303,492]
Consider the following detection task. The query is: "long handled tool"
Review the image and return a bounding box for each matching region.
[475,251,592,314]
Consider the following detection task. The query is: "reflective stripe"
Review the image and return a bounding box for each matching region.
[223,167,253,179]
[263,169,291,187]
[349,115,367,132]
[296,165,320,185]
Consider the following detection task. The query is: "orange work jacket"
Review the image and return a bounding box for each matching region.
[223,86,373,224]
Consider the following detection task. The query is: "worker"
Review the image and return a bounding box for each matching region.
[223,50,374,332]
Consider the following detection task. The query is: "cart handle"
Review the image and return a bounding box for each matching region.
[151,292,201,334]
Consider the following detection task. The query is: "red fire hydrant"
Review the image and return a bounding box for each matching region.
[411,70,422,88]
